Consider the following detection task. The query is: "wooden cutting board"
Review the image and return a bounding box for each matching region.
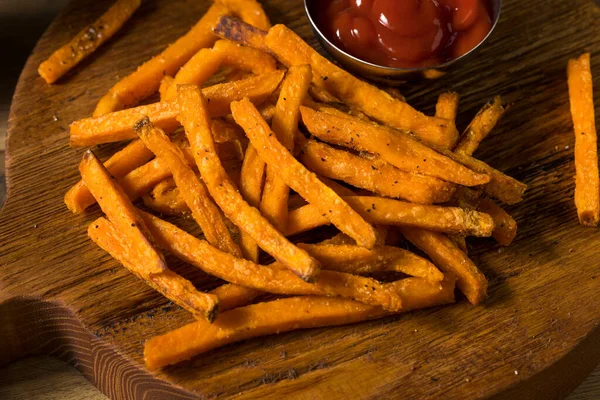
[2,0,600,398]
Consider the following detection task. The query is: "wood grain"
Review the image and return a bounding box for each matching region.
[1,0,600,399]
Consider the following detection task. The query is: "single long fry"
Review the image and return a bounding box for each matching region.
[38,0,141,84]
[140,212,403,311]
[72,71,284,148]
[93,3,229,116]
[210,284,262,312]
[135,118,241,256]
[454,96,506,156]
[286,196,494,237]
[144,276,455,370]
[164,40,277,100]
[477,198,518,246]
[232,98,377,249]
[213,14,269,53]
[90,218,218,321]
[401,228,487,305]
[299,139,454,204]
[215,0,271,31]
[300,106,489,187]
[177,85,321,281]
[298,243,443,282]
[261,65,313,232]
[435,92,460,122]
[259,24,458,148]
[239,144,265,262]
[65,139,153,213]
[79,151,166,274]
[568,53,599,226]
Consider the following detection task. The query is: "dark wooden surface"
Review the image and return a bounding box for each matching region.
[2,0,600,399]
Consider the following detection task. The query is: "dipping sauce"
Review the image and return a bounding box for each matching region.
[317,0,493,69]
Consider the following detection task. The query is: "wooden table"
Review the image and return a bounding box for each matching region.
[1,0,600,399]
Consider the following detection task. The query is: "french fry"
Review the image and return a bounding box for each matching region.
[318,176,356,197]
[400,228,487,305]
[260,65,313,231]
[447,234,468,253]
[177,85,321,282]
[286,196,495,238]
[260,24,458,148]
[210,284,262,312]
[477,198,518,246]
[144,275,456,370]
[435,92,460,122]
[38,0,141,84]
[135,117,242,257]
[232,98,378,249]
[65,139,154,213]
[72,71,284,148]
[213,14,269,53]
[163,40,277,100]
[215,0,271,31]
[300,106,490,187]
[298,243,444,282]
[79,150,167,274]
[239,144,265,262]
[89,218,218,321]
[140,211,404,311]
[299,139,454,204]
[454,96,506,156]
[159,75,175,101]
[142,178,189,216]
[568,53,599,226]
[93,3,229,116]
[319,233,355,245]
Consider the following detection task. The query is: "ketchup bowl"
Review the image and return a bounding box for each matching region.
[304,0,502,83]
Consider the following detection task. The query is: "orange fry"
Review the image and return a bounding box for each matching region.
[286,196,494,238]
[477,198,518,246]
[401,228,487,305]
[299,139,454,204]
[261,65,313,231]
[239,144,265,262]
[300,106,489,187]
[89,218,218,321]
[177,85,321,282]
[232,98,377,249]
[140,212,404,311]
[38,0,141,84]
[79,150,166,274]
[210,284,262,312]
[568,53,599,226]
[454,96,506,156]
[435,92,460,122]
[65,139,153,213]
[93,3,229,116]
[216,0,271,31]
[135,118,241,257]
[298,243,444,282]
[71,71,284,147]
[144,276,455,370]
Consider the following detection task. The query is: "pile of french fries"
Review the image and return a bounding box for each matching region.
[56,0,528,370]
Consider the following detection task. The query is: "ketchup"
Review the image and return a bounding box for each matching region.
[317,0,493,68]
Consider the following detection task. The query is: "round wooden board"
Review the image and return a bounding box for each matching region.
[1,0,600,398]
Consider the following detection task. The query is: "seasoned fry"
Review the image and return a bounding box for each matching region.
[215,0,271,31]
[260,24,458,148]
[400,228,487,305]
[65,139,153,213]
[89,218,218,321]
[454,96,506,155]
[93,3,229,116]
[140,211,403,311]
[70,71,285,147]
[164,40,277,100]
[435,92,460,121]
[299,139,454,204]
[38,0,141,84]
[239,144,265,262]
[319,233,355,245]
[477,198,518,246]
[298,243,444,282]
[79,150,167,274]
[213,14,269,53]
[568,53,599,226]
[210,284,262,312]
[135,118,241,257]
[142,178,189,216]
[144,276,456,370]
[286,196,494,237]
[300,106,490,187]
[261,65,313,231]
[159,75,175,101]
[177,85,321,281]
[232,98,377,248]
